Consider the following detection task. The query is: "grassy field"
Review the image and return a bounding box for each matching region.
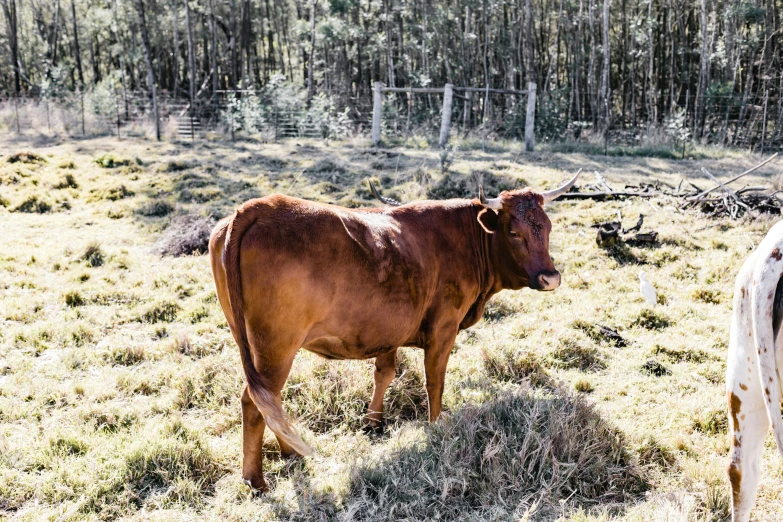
[1,134,782,521]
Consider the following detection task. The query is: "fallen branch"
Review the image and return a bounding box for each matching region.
[688,153,778,201]
[558,191,661,200]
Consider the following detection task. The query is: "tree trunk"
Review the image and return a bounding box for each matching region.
[1,0,20,93]
[134,0,161,140]
[307,0,317,103]
[173,3,180,93]
[70,0,83,85]
[694,0,708,139]
[185,0,197,102]
[600,0,610,130]
[208,0,218,96]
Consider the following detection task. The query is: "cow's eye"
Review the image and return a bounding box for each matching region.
[509,231,519,237]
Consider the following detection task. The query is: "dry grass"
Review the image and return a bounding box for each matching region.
[1,135,782,520]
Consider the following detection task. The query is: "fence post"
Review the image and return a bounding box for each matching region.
[14,93,20,134]
[80,89,86,137]
[439,83,454,148]
[525,82,536,152]
[372,81,383,146]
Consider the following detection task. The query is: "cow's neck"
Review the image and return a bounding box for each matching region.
[456,203,500,329]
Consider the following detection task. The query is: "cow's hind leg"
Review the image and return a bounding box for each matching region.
[364,348,398,434]
[241,330,304,485]
[728,392,769,522]
[241,386,268,491]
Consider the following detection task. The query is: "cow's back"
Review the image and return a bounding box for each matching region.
[232,195,444,359]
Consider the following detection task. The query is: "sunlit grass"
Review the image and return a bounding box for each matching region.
[0,135,781,520]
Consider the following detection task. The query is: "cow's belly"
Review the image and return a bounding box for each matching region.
[302,336,398,360]
[301,302,423,359]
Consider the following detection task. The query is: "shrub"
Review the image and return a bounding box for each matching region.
[346,390,645,518]
[635,435,677,468]
[160,160,192,172]
[64,291,85,307]
[83,409,137,433]
[481,346,551,387]
[12,195,52,213]
[640,359,671,377]
[8,151,46,164]
[651,345,709,363]
[136,200,174,217]
[49,436,88,457]
[631,309,671,330]
[153,213,215,257]
[54,173,78,189]
[140,301,181,323]
[574,379,594,393]
[104,184,134,201]
[691,288,722,304]
[692,408,728,435]
[82,242,105,267]
[548,339,606,372]
[58,160,76,169]
[105,345,146,366]
[94,154,130,168]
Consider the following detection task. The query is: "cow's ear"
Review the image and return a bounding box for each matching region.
[477,208,500,234]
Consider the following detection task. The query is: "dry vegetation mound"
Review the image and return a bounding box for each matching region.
[346,390,646,519]
[153,213,216,256]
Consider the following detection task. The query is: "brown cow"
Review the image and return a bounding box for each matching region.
[208,171,580,491]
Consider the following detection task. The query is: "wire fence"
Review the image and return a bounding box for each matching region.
[2,88,783,152]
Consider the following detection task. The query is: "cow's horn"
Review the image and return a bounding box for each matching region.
[478,184,502,209]
[540,169,582,203]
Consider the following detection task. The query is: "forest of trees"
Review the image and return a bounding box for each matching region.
[1,0,782,145]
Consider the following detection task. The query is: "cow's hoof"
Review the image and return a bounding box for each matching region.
[242,477,269,495]
[362,420,385,437]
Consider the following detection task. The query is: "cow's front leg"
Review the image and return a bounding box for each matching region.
[364,348,398,434]
[423,331,458,422]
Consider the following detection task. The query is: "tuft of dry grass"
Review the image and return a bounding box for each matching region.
[12,194,52,213]
[346,390,646,519]
[153,213,215,256]
[548,339,606,372]
[7,151,46,164]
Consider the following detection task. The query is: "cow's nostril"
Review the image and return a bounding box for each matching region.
[537,271,561,291]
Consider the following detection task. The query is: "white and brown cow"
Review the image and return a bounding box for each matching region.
[727,220,783,521]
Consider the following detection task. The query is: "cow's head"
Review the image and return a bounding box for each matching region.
[477,171,580,292]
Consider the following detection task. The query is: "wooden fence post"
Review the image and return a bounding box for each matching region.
[525,82,536,152]
[372,81,383,146]
[439,83,453,148]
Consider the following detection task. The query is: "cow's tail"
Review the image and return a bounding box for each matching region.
[750,238,783,461]
[223,205,313,457]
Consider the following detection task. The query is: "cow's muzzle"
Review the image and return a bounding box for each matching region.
[533,270,561,291]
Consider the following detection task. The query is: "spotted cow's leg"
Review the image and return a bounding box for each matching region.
[727,389,768,522]
[364,348,398,434]
[726,254,770,522]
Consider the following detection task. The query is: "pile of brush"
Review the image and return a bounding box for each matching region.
[561,153,780,220]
